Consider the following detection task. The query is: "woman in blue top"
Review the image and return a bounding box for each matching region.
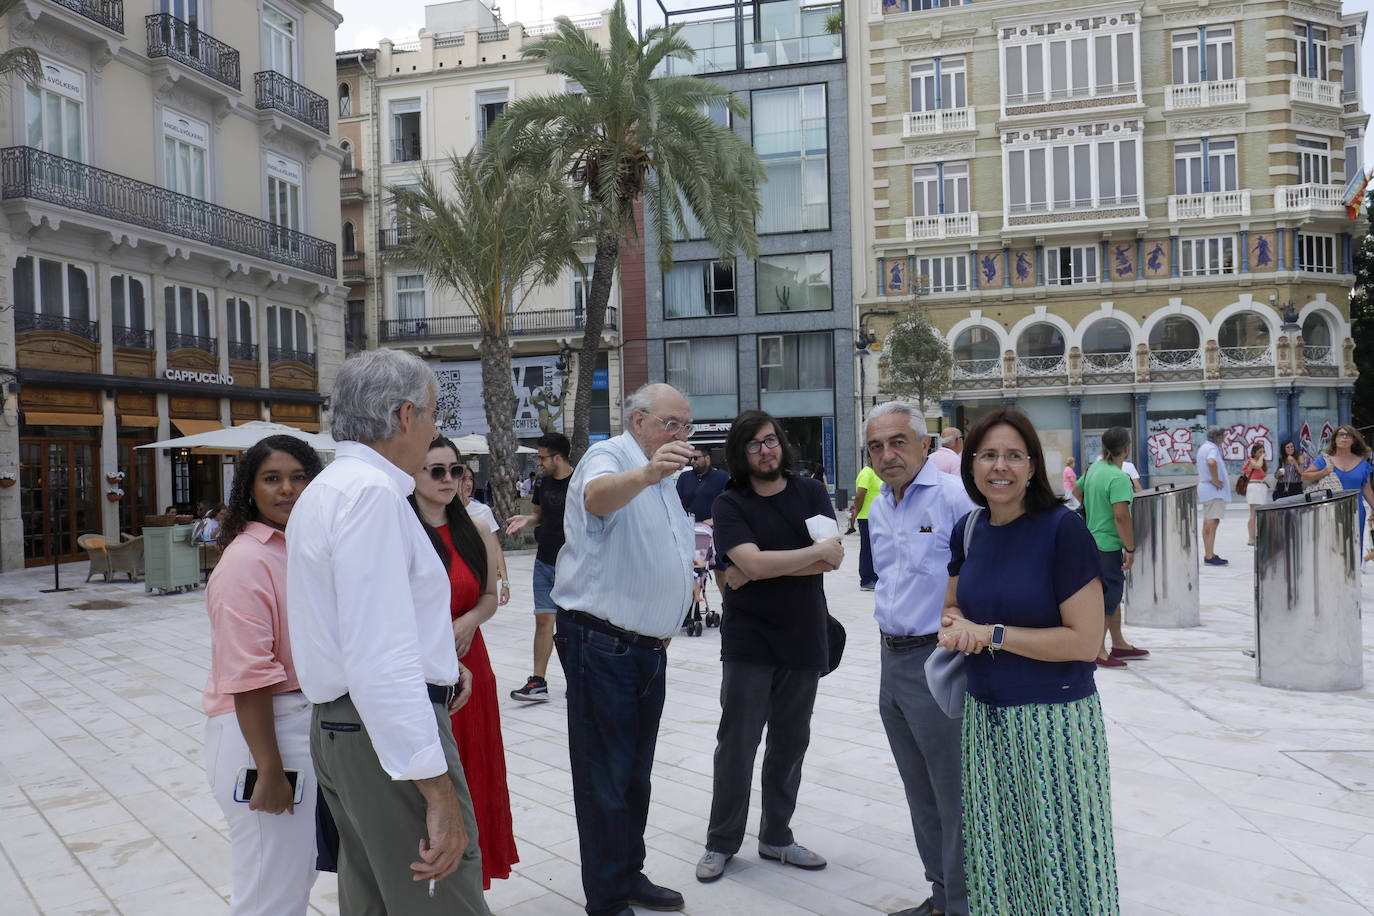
[1302,425,1374,554]
[939,408,1119,916]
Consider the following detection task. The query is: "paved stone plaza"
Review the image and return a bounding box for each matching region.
[0,505,1371,915]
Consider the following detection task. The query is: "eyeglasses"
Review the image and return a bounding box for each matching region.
[647,414,695,437]
[424,464,464,481]
[745,434,781,455]
[973,449,1030,467]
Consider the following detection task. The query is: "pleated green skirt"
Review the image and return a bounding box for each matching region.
[961,692,1120,916]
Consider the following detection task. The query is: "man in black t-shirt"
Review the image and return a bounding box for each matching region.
[694,411,843,885]
[505,432,574,702]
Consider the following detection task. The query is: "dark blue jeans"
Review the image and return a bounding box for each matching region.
[554,611,667,916]
[858,517,878,587]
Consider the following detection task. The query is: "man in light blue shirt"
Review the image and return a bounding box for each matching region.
[552,382,696,916]
[866,400,975,916]
[1195,425,1231,566]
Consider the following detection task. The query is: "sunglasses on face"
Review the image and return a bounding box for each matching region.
[424,464,464,481]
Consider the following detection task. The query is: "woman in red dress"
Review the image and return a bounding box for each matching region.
[410,435,519,889]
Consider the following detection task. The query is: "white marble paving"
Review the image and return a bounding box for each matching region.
[0,504,1371,914]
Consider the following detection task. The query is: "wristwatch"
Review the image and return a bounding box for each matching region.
[989,623,1006,655]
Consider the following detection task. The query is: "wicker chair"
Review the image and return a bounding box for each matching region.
[105,536,144,582]
[77,534,110,582]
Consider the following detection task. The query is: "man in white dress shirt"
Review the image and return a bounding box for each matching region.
[287,349,488,915]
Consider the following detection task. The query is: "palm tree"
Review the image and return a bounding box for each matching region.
[493,0,764,461]
[389,152,583,523]
[0,0,44,90]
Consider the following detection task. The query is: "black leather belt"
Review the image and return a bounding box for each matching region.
[881,632,939,650]
[427,682,458,706]
[559,608,665,650]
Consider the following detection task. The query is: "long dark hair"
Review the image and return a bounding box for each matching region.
[1326,424,1368,457]
[960,408,1063,514]
[409,436,488,589]
[219,435,324,547]
[1280,440,1300,466]
[723,409,795,490]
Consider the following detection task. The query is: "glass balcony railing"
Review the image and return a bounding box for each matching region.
[655,1,841,77]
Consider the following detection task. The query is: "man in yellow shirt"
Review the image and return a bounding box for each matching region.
[848,462,882,590]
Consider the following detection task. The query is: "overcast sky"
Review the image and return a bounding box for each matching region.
[334,0,1374,164]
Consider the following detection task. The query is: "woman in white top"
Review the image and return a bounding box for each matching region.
[460,466,510,605]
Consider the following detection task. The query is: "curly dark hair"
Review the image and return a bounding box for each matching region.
[960,408,1064,515]
[218,435,324,547]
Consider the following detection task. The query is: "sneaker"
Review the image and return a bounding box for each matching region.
[1095,654,1128,669]
[510,675,549,702]
[758,840,827,870]
[1110,646,1150,660]
[1204,555,1229,566]
[695,850,732,883]
[859,583,876,592]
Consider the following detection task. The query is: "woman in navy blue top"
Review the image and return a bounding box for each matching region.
[938,408,1120,916]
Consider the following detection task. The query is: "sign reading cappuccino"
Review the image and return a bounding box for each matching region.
[164,368,235,386]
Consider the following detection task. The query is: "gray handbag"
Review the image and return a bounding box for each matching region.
[924,506,984,718]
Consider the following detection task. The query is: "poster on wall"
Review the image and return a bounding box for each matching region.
[1298,419,1337,461]
[431,355,565,438]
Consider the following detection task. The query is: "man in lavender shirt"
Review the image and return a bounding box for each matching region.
[866,401,975,916]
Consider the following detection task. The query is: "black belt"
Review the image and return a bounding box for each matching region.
[881,632,939,650]
[427,682,458,706]
[559,608,665,650]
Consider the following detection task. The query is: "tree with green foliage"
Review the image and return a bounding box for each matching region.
[884,298,954,414]
[493,0,764,461]
[1351,188,1374,429]
[389,152,583,523]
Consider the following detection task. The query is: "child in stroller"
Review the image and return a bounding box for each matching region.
[683,522,721,636]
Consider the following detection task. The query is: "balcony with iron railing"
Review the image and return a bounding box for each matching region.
[1290,75,1342,107]
[1,147,336,278]
[226,341,258,361]
[392,138,422,162]
[1147,347,1203,379]
[166,331,217,355]
[340,170,364,199]
[269,347,316,367]
[1015,354,1068,386]
[1081,351,1134,377]
[1303,344,1339,377]
[951,357,1001,390]
[1218,345,1273,378]
[145,14,240,91]
[902,107,973,138]
[254,71,329,135]
[905,211,978,241]
[14,310,99,342]
[380,307,619,342]
[1167,189,1251,221]
[113,326,153,349]
[378,227,414,252]
[1164,79,1246,111]
[52,0,124,33]
[1274,183,1346,214]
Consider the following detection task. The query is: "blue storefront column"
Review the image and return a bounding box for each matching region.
[1289,385,1304,447]
[1275,387,1293,446]
[1205,389,1219,428]
[1134,392,1150,488]
[1240,230,1249,273]
[1338,386,1354,425]
[1070,395,1083,471]
[1170,236,1180,278]
[1277,228,1286,271]
[1003,396,1018,408]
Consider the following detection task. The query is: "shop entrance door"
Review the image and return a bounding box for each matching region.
[117,441,158,536]
[19,439,101,566]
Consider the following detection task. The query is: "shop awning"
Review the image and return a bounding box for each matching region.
[23,411,104,426]
[117,415,160,428]
[170,418,224,437]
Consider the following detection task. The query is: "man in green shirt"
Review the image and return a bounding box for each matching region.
[1076,426,1149,668]
[848,462,882,590]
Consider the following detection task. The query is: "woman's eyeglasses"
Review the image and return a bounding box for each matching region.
[973,449,1030,467]
[425,464,464,481]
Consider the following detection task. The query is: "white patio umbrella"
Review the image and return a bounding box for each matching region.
[451,433,536,455]
[136,420,337,453]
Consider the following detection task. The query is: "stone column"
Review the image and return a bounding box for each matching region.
[1069,394,1083,470]
[1133,392,1150,488]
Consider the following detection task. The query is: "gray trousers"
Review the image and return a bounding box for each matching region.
[706,660,820,854]
[311,694,490,916]
[879,641,967,916]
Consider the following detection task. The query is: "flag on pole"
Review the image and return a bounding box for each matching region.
[1343,166,1371,220]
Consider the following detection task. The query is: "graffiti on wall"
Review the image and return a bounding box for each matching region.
[1145,423,1274,468]
[1146,427,1199,468]
[1299,421,1335,459]
[1220,424,1273,461]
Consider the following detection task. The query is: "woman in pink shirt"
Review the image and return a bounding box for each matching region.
[203,435,323,916]
[1062,457,1080,511]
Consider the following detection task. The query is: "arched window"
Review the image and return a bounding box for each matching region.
[1081,318,1133,374]
[340,139,354,172]
[342,221,356,254]
[953,326,1000,361]
[1148,316,1200,351]
[339,82,352,118]
[1016,322,1065,358]
[1301,313,1332,348]
[1218,312,1271,349]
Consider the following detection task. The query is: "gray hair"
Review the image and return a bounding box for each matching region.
[866,399,927,434]
[329,349,437,443]
[1206,424,1226,443]
[624,382,679,422]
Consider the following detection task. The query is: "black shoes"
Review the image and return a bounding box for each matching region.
[628,874,685,911]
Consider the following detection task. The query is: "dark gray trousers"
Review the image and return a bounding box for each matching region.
[311,694,489,916]
[879,640,967,916]
[705,660,820,854]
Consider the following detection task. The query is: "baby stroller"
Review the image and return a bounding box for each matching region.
[683,523,721,636]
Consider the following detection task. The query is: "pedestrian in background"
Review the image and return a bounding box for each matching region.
[1272,440,1305,500]
[928,427,963,475]
[848,461,882,590]
[1196,426,1231,566]
[1062,457,1079,511]
[1243,443,1270,545]
[939,408,1118,916]
[1302,425,1374,555]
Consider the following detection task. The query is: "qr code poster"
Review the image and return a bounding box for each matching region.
[431,356,565,438]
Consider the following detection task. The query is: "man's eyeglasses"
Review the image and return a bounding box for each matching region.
[745,434,780,455]
[648,414,695,437]
[424,464,464,481]
[973,449,1029,467]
